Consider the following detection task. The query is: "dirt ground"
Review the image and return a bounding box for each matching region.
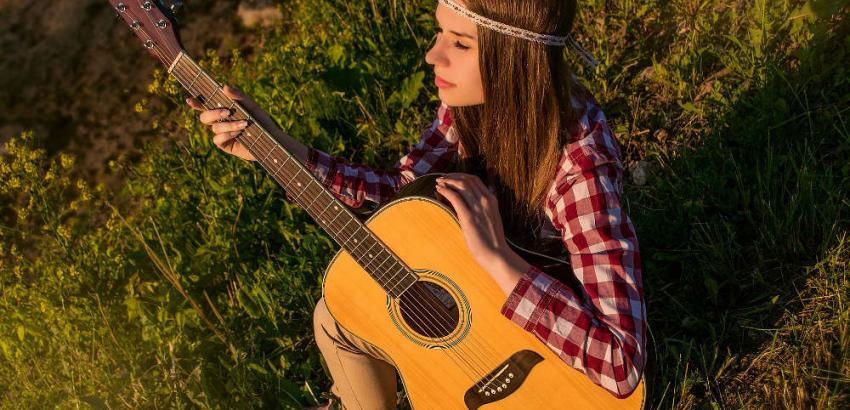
[0,0,282,186]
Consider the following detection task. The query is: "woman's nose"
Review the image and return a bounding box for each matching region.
[425,42,447,67]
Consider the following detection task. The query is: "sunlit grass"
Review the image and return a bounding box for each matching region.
[1,0,848,408]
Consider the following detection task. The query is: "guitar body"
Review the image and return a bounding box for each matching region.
[322,175,645,409]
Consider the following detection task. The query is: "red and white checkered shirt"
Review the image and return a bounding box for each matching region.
[304,88,646,398]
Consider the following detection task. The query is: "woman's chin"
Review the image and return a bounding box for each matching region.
[437,88,483,107]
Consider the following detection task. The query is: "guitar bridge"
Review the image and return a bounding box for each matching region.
[463,350,543,409]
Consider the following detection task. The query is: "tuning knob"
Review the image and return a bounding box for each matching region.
[170,0,183,14]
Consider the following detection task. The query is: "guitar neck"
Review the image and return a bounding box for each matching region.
[166,51,416,297]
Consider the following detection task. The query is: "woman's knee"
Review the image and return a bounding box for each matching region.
[313,297,331,336]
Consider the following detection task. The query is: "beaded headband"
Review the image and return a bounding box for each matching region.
[437,0,599,68]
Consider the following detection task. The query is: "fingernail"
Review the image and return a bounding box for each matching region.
[240,121,248,127]
[220,110,229,118]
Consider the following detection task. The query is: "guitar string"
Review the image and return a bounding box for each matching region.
[169,52,504,392]
[178,66,505,391]
[125,7,498,393]
[136,7,472,361]
[150,36,495,393]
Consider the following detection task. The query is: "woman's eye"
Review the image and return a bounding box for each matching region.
[435,28,470,50]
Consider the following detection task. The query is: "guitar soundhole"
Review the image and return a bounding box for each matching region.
[398,281,460,339]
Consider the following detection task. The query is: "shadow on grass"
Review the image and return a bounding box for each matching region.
[634,4,849,408]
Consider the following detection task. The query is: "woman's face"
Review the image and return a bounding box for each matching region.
[425,2,485,107]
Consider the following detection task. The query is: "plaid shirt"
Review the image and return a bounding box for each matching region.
[304,89,646,398]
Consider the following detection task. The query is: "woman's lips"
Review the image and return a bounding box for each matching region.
[435,75,456,88]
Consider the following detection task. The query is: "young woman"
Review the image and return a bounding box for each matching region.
[188,0,646,408]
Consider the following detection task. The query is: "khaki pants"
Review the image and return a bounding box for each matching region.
[313,297,399,410]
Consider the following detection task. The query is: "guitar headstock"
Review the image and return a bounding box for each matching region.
[109,0,184,67]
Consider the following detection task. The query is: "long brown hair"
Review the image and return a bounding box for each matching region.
[451,0,585,245]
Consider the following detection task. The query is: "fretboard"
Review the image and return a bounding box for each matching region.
[167,51,416,298]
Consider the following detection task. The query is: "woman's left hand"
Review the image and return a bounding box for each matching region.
[435,173,529,295]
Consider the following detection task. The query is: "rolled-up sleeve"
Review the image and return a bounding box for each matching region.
[301,101,457,208]
[500,161,646,399]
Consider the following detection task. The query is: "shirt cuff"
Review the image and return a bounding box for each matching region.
[304,146,321,175]
[500,265,561,331]
[287,147,327,203]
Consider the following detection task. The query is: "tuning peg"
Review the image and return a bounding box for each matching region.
[170,0,183,14]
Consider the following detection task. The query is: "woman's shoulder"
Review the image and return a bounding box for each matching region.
[561,84,624,177]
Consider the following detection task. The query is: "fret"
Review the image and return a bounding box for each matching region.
[283,167,300,187]
[169,68,191,90]
[387,262,415,295]
[358,235,381,264]
[272,155,291,176]
[246,134,259,151]
[285,170,309,202]
[171,60,195,91]
[336,213,355,243]
[316,198,334,227]
[380,263,404,298]
[384,263,402,293]
[200,71,220,96]
[350,225,369,250]
[348,225,371,255]
[244,118,259,138]
[371,250,395,283]
[261,144,277,163]
[301,181,324,213]
[209,87,221,107]
[391,267,416,297]
[186,57,209,88]
[322,201,342,231]
[187,70,202,93]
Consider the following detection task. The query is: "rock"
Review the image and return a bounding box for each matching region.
[629,160,651,186]
[237,1,283,28]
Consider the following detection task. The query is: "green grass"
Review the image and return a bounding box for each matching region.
[1,0,848,408]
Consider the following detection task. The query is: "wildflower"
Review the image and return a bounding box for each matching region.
[77,180,91,201]
[59,154,75,170]
[56,225,71,242]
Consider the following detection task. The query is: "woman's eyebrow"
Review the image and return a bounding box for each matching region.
[450,30,477,40]
[438,24,477,40]
[436,13,477,40]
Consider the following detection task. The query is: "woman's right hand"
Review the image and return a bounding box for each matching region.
[186,85,258,161]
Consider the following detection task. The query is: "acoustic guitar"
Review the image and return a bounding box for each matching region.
[108,1,646,408]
